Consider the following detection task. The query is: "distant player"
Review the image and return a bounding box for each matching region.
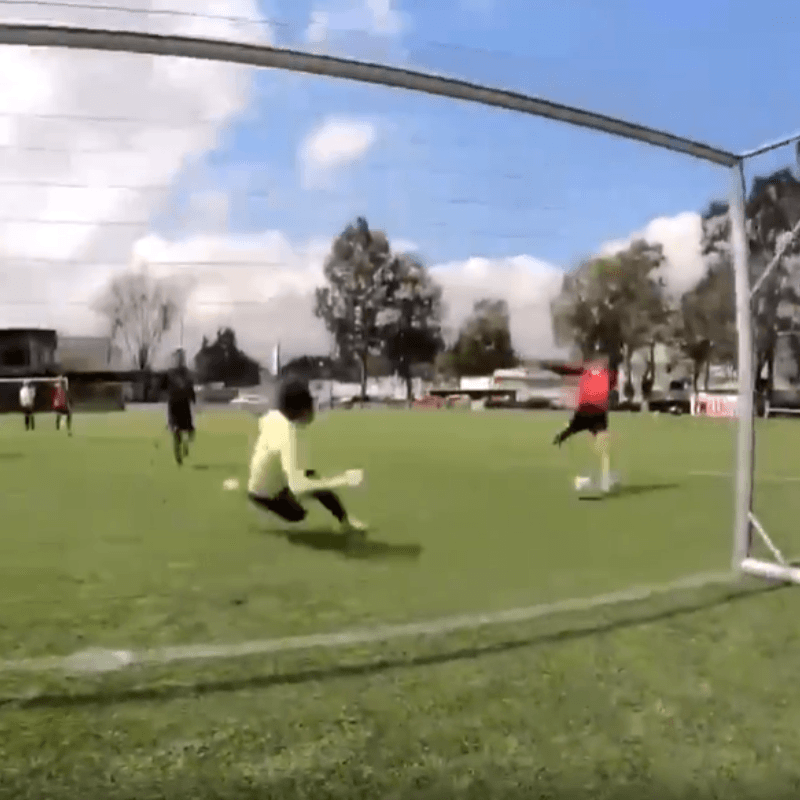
[52,376,72,436]
[247,378,367,539]
[163,350,196,466]
[19,379,35,431]
[552,354,618,493]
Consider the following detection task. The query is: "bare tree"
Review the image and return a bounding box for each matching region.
[95,262,187,371]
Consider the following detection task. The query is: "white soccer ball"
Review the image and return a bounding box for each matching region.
[574,476,592,492]
[222,477,240,491]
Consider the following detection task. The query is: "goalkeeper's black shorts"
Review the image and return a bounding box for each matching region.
[248,470,321,523]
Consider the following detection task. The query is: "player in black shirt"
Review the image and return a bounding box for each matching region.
[163,350,196,466]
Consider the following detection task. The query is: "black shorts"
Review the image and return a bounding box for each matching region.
[248,470,322,523]
[569,405,608,436]
[168,400,194,432]
[249,488,307,523]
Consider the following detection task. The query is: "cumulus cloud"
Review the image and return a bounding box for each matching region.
[299,116,378,188]
[431,256,565,358]
[305,0,407,61]
[130,228,567,366]
[600,211,706,295]
[0,0,270,332]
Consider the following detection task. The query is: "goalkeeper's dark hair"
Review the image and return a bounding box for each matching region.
[278,378,314,420]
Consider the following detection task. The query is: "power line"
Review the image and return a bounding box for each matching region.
[0,2,718,97]
[0,0,283,29]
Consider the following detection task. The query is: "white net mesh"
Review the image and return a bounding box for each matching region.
[0,4,796,686]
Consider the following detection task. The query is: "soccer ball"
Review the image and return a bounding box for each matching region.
[573,476,593,492]
[222,477,240,491]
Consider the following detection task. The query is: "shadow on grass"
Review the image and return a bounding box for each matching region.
[1,580,785,712]
[0,452,24,460]
[272,527,423,561]
[579,482,680,501]
[191,463,241,472]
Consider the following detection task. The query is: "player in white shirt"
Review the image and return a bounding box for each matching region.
[247,379,367,538]
[19,380,36,431]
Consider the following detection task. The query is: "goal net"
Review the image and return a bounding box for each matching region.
[730,142,800,584]
[0,375,69,414]
[0,19,791,683]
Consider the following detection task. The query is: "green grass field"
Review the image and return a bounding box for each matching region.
[1,407,800,799]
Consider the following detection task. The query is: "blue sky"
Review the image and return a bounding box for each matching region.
[161,0,800,268]
[2,0,795,360]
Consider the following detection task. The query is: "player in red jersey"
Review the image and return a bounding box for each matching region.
[52,376,72,436]
[551,355,617,492]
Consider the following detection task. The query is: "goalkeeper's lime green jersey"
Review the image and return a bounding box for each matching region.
[248,411,306,497]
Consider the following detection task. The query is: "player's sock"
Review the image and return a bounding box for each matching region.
[600,453,611,492]
[172,432,183,465]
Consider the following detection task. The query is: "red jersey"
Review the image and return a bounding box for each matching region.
[52,384,68,410]
[577,366,617,410]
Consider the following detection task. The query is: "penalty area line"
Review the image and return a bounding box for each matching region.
[0,570,733,675]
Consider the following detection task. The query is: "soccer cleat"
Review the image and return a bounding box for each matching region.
[340,517,368,545]
[341,517,368,533]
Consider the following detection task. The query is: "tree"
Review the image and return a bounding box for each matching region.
[551,240,669,383]
[701,169,800,395]
[94,266,185,372]
[315,217,443,400]
[449,298,518,377]
[315,217,393,399]
[380,253,444,400]
[674,264,736,391]
[193,328,260,387]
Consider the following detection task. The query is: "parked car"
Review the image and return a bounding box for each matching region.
[649,378,692,415]
[229,393,270,412]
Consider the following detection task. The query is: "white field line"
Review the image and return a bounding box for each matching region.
[691,470,800,484]
[0,570,733,675]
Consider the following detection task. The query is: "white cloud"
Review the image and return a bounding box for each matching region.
[600,211,706,295]
[0,0,567,368]
[304,0,406,59]
[432,255,565,358]
[126,230,567,367]
[299,116,378,188]
[0,0,270,332]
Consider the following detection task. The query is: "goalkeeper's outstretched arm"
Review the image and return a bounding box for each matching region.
[280,429,360,495]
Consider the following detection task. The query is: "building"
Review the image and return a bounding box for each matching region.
[0,328,58,375]
[57,336,124,371]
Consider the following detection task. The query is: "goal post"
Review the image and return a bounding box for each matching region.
[731,137,800,585]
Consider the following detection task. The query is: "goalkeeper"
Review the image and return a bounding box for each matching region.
[247,378,367,537]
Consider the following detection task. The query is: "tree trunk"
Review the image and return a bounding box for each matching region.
[403,362,414,404]
[623,347,634,402]
[358,350,368,402]
[703,359,711,391]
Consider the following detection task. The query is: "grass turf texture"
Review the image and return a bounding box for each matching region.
[1,408,800,798]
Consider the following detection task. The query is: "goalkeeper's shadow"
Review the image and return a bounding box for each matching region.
[270,527,423,561]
